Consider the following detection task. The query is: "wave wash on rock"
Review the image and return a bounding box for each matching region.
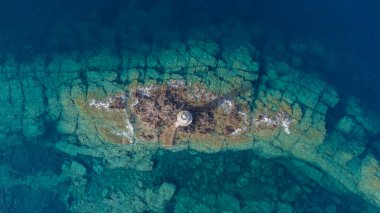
[1,29,380,211]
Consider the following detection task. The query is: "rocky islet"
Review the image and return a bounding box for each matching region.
[0,13,380,212]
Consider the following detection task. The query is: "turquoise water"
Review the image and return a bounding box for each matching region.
[1,0,380,212]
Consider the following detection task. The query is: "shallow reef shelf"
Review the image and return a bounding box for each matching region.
[1,37,380,211]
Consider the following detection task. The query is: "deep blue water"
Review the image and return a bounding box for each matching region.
[1,0,380,212]
[1,0,380,109]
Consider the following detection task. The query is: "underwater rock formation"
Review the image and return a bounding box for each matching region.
[0,21,380,211]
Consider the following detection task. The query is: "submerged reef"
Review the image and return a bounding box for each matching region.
[1,20,380,212]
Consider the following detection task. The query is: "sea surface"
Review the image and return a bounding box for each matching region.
[1,0,380,212]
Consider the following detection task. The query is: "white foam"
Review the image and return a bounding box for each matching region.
[89,97,113,110]
[231,128,242,136]
[168,80,185,88]
[89,94,127,110]
[254,112,292,134]
[282,119,292,134]
[137,85,156,97]
[114,119,135,144]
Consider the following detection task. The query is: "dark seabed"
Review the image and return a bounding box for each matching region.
[1,0,380,212]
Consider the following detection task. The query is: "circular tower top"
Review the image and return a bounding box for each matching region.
[176,111,193,127]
